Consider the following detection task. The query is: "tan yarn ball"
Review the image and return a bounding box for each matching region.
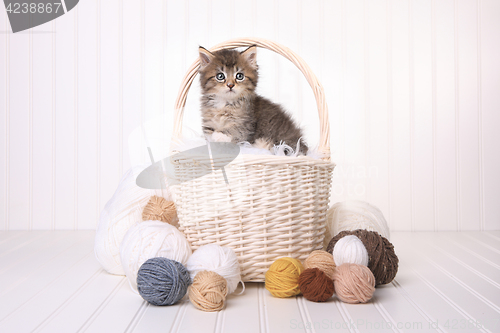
[142,196,177,225]
[333,263,375,304]
[189,271,228,312]
[304,250,336,280]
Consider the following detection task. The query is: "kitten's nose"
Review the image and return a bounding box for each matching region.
[227,83,235,89]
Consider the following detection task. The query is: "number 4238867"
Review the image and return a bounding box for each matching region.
[6,2,62,14]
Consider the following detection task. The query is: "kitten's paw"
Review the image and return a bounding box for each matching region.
[253,138,273,151]
[210,131,232,143]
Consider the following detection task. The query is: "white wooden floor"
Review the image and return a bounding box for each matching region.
[0,231,499,333]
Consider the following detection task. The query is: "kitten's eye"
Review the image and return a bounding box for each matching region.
[236,73,245,81]
[216,73,225,81]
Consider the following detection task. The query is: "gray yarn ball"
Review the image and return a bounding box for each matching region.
[137,257,191,306]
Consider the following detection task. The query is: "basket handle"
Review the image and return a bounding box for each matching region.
[172,37,331,160]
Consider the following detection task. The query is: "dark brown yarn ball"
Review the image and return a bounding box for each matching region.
[326,229,398,285]
[299,268,335,302]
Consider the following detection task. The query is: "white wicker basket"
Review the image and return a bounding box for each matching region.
[170,38,335,282]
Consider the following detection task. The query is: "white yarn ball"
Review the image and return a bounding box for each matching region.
[324,200,390,249]
[186,244,241,294]
[94,165,175,275]
[333,235,369,266]
[120,220,192,291]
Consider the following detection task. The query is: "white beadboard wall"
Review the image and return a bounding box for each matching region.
[0,0,499,231]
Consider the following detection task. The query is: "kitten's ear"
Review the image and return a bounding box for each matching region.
[199,46,214,68]
[241,45,258,69]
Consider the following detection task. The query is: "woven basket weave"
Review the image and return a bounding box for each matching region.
[170,38,335,282]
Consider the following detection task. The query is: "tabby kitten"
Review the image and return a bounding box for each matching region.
[198,45,307,155]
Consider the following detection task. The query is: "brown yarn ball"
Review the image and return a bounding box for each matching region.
[304,250,336,280]
[326,229,398,285]
[142,196,177,224]
[333,263,375,304]
[189,270,228,312]
[299,268,335,302]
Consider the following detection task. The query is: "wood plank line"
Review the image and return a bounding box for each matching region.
[76,278,129,333]
[258,283,270,333]
[3,10,10,231]
[335,300,359,333]
[409,0,416,231]
[386,0,393,229]
[393,233,498,332]
[431,0,438,231]
[463,233,500,255]
[422,257,500,314]
[74,3,79,230]
[222,283,261,333]
[448,240,500,270]
[0,230,28,245]
[0,232,90,294]
[483,232,500,242]
[123,301,148,333]
[363,0,370,202]
[454,0,462,231]
[0,251,100,331]
[29,27,33,231]
[296,296,315,333]
[412,268,490,333]
[372,300,402,333]
[466,231,500,247]
[391,280,446,333]
[51,19,56,230]
[0,230,50,261]
[0,234,95,323]
[96,0,101,222]
[477,0,484,231]
[213,307,225,333]
[33,268,109,333]
[169,300,189,333]
[424,241,500,289]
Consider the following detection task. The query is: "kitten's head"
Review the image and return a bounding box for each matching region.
[198,46,258,100]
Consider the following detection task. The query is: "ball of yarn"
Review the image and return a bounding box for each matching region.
[265,257,304,298]
[142,195,177,224]
[299,268,335,302]
[137,257,191,306]
[120,220,192,291]
[304,250,336,280]
[324,200,390,249]
[186,244,241,294]
[327,229,398,285]
[189,270,228,312]
[332,235,369,267]
[94,165,174,275]
[333,263,375,304]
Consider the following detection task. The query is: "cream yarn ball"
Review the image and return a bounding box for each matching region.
[120,220,192,291]
[94,165,174,275]
[186,244,242,294]
[324,200,390,249]
[332,235,369,267]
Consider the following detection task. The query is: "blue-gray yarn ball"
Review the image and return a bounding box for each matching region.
[137,257,191,306]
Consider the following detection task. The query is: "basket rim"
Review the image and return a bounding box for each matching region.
[171,37,331,161]
[172,153,336,168]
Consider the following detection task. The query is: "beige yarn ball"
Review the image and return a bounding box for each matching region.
[94,165,175,275]
[142,195,177,224]
[189,271,228,312]
[119,220,192,291]
[334,263,375,304]
[304,250,336,280]
[324,200,390,250]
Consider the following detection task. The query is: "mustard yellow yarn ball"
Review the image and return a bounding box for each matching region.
[265,257,304,298]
